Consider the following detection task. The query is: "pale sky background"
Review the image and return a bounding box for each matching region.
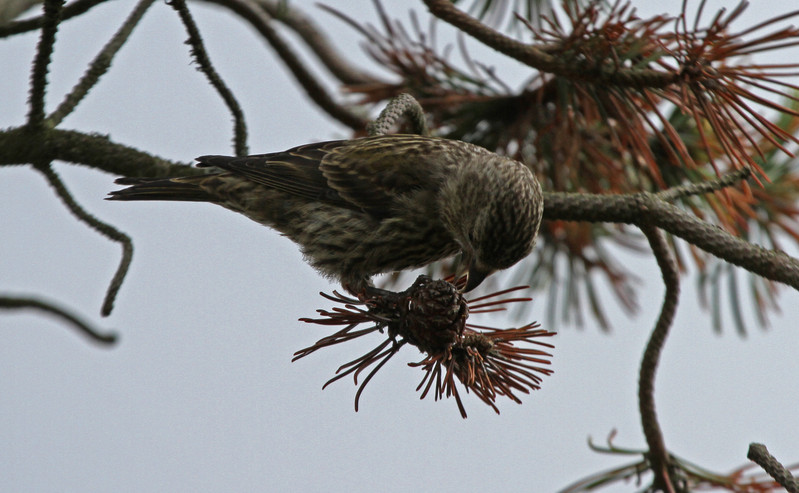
[2,1,798,492]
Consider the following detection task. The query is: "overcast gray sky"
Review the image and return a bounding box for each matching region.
[2,1,798,491]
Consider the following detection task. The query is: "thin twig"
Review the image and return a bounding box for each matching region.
[47,0,157,127]
[0,0,104,38]
[168,0,248,156]
[27,0,64,129]
[638,225,680,493]
[655,167,752,202]
[203,0,367,131]
[0,295,117,345]
[748,443,799,493]
[246,0,381,85]
[34,163,133,317]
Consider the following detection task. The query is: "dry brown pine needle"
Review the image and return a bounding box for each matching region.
[294,275,555,418]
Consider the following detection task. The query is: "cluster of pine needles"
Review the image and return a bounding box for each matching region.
[293,275,555,418]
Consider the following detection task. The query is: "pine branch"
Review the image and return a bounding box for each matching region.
[543,190,799,291]
[0,126,200,179]
[422,0,676,87]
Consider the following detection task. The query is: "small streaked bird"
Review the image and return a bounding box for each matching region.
[108,134,543,293]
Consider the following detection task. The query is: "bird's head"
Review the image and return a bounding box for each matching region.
[439,153,543,292]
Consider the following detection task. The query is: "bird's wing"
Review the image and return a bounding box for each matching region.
[196,140,352,207]
[319,135,439,216]
[198,135,440,218]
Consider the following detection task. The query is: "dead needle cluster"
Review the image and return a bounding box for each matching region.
[294,275,555,418]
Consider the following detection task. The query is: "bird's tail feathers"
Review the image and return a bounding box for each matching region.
[107,177,214,202]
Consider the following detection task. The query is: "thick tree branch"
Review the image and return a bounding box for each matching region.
[543,191,799,290]
[0,126,202,178]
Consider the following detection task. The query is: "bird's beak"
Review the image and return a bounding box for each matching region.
[464,262,491,292]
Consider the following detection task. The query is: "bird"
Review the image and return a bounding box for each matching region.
[108,134,543,294]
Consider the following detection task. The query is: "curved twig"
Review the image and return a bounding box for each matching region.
[34,163,132,317]
[203,0,367,131]
[27,0,63,129]
[47,0,156,127]
[367,93,430,136]
[639,225,680,493]
[0,294,117,345]
[169,0,248,156]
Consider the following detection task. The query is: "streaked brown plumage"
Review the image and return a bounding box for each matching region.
[108,134,543,293]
